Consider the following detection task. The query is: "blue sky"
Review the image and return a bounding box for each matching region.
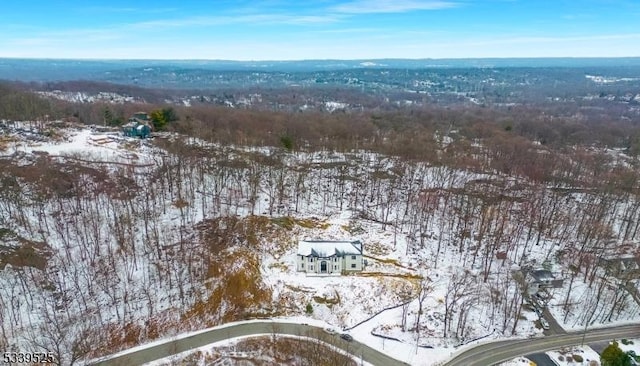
[0,0,639,60]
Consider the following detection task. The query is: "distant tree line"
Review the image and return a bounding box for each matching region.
[2,80,640,176]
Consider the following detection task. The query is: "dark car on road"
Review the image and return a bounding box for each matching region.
[340,333,354,342]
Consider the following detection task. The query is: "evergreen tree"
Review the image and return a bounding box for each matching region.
[150,107,178,131]
[150,109,167,131]
[280,135,294,151]
[601,342,632,366]
[103,108,124,126]
[103,108,113,126]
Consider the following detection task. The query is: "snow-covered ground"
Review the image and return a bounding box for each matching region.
[324,101,348,112]
[36,90,142,104]
[1,122,155,163]
[547,345,601,365]
[542,339,640,366]
[498,357,535,366]
[1,123,639,365]
[258,208,546,364]
[620,338,640,354]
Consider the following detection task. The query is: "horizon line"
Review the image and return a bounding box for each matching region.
[2,56,640,62]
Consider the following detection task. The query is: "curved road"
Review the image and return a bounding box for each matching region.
[444,324,640,366]
[89,321,410,366]
[90,321,640,366]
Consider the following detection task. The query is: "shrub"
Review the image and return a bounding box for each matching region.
[280,135,294,151]
[621,339,633,345]
[305,303,313,314]
[572,354,583,362]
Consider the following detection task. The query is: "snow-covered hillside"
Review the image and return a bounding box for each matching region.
[36,90,142,104]
[0,123,639,364]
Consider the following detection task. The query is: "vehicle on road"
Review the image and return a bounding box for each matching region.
[533,307,543,317]
[340,333,354,342]
[323,328,337,335]
[539,317,550,330]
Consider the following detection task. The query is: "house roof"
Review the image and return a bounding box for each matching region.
[600,255,638,263]
[531,269,554,281]
[132,112,149,120]
[297,240,362,257]
[600,256,640,271]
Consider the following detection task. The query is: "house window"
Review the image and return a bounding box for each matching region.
[351,255,356,260]
[309,257,313,262]
[334,257,338,262]
[301,263,304,269]
[310,265,314,271]
[334,265,337,270]
[351,263,356,269]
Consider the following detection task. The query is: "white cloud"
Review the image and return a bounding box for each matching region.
[131,13,341,29]
[0,12,341,53]
[80,6,177,14]
[312,27,380,34]
[5,28,126,47]
[332,0,458,14]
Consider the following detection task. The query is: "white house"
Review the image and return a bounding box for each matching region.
[296,240,364,275]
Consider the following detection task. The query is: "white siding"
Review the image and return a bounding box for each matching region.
[342,254,363,271]
[297,254,363,274]
[333,256,341,273]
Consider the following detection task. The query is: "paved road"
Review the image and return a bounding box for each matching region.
[588,340,610,354]
[444,324,640,366]
[89,322,410,366]
[525,352,557,366]
[90,320,638,366]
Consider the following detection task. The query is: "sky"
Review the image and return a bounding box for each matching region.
[0,0,639,60]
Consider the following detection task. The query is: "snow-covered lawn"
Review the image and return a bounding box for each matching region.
[1,122,158,165]
[547,345,601,365]
[619,338,640,355]
[498,357,536,366]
